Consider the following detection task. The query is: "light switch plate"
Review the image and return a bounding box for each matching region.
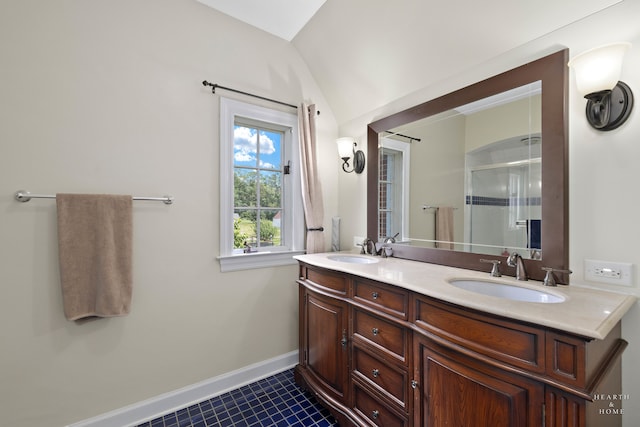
[584,259,634,286]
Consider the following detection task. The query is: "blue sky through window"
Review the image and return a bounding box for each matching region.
[233,125,282,170]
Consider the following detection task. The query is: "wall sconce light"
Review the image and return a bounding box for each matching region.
[568,42,634,131]
[336,137,365,173]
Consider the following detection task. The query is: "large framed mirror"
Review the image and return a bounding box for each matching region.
[367,49,569,282]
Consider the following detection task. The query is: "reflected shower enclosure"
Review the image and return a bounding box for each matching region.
[464,135,542,258]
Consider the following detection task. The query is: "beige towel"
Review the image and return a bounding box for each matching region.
[56,194,133,321]
[435,207,454,250]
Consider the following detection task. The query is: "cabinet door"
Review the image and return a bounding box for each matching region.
[304,289,349,399]
[415,336,543,427]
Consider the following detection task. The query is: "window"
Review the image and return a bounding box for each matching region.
[219,98,304,272]
[233,118,285,249]
[379,138,410,241]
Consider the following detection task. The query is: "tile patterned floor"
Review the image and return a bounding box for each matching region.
[135,368,338,427]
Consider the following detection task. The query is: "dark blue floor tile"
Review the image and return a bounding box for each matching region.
[137,368,337,427]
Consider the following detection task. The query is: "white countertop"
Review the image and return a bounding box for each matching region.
[294,252,637,340]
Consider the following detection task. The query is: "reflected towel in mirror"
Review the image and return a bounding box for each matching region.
[435,207,454,249]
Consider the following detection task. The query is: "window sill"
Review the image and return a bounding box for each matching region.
[218,250,306,272]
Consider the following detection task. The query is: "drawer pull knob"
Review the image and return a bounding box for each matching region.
[372,292,379,299]
[411,380,418,389]
[372,368,379,378]
[372,327,379,336]
[372,410,379,419]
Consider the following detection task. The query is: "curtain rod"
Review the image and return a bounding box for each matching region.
[202,81,320,115]
[14,190,174,205]
[383,130,421,143]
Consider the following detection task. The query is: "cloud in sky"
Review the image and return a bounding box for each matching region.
[234,126,278,168]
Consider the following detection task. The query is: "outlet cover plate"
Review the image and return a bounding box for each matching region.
[584,259,633,286]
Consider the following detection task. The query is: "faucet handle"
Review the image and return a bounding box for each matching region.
[361,238,377,255]
[480,259,502,277]
[506,252,519,267]
[541,267,573,286]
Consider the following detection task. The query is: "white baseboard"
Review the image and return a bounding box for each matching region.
[68,350,299,427]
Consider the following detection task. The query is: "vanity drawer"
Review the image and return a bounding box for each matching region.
[414,297,545,373]
[300,264,348,295]
[353,309,407,364]
[353,382,407,427]
[353,279,409,319]
[353,345,407,408]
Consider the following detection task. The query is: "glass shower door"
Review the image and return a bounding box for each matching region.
[468,162,540,257]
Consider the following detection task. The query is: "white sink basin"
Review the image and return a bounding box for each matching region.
[327,255,379,264]
[448,279,565,303]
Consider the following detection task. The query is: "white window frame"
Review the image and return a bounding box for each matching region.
[379,137,410,241]
[218,97,305,272]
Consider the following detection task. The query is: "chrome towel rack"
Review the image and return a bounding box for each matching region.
[422,204,458,211]
[14,190,174,205]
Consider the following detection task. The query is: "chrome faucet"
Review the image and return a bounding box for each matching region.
[507,252,528,281]
[358,239,367,254]
[361,238,377,255]
[384,232,399,244]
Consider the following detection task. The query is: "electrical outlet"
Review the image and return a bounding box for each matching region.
[584,259,633,286]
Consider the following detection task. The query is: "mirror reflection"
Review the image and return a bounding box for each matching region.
[367,49,568,282]
[380,81,543,259]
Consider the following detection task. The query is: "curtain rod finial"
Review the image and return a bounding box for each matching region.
[202,81,216,93]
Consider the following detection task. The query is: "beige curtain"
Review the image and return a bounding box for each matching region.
[298,103,325,253]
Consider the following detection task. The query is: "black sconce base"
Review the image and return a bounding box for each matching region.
[341,149,366,174]
[352,149,366,174]
[585,81,634,131]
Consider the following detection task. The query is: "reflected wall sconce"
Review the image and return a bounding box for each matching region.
[568,42,634,131]
[336,137,365,173]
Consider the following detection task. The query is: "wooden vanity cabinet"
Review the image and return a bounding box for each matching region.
[415,335,544,426]
[303,289,349,400]
[350,277,411,427]
[295,262,626,427]
[296,266,350,414]
[413,297,546,426]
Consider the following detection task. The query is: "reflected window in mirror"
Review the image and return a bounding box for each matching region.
[378,138,410,241]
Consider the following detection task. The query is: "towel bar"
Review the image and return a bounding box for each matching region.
[422,205,458,210]
[14,190,174,205]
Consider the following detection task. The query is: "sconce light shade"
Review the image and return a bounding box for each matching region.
[568,42,634,131]
[336,137,365,173]
[569,43,629,95]
[336,137,355,158]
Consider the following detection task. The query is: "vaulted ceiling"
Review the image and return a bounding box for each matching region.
[198,0,622,125]
[195,0,326,41]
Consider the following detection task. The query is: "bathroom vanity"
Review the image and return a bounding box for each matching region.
[294,253,635,427]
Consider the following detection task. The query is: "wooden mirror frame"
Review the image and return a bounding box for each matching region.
[367,49,569,282]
